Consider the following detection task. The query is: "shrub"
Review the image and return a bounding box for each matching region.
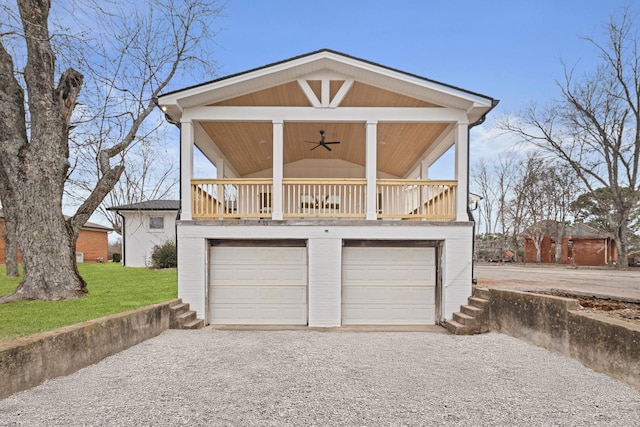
[112,253,121,263]
[151,240,177,269]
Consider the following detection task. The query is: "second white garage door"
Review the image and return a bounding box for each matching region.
[209,245,307,325]
[342,246,436,325]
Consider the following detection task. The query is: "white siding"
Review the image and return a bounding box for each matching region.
[308,238,342,327]
[176,221,473,324]
[122,211,177,267]
[177,229,207,319]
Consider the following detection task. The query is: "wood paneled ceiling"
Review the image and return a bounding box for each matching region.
[200,121,448,177]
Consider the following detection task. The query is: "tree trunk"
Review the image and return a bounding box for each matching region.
[615,219,629,268]
[0,1,86,303]
[534,240,542,263]
[3,210,19,278]
[554,225,565,264]
[1,205,86,302]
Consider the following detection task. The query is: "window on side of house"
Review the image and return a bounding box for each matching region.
[149,216,164,230]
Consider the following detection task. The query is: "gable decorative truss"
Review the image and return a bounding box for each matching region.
[158,49,495,123]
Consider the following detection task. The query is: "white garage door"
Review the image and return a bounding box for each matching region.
[209,245,307,325]
[342,246,436,325]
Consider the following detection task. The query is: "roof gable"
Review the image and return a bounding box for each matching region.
[158,49,495,122]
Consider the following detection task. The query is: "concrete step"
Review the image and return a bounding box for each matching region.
[170,302,189,316]
[177,310,196,324]
[453,311,477,326]
[472,287,491,300]
[468,296,489,309]
[445,319,465,334]
[445,319,476,335]
[461,304,483,317]
[183,318,205,330]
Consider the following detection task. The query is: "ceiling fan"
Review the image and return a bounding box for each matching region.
[305,130,340,151]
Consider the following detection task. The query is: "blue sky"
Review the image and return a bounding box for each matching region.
[209,0,630,114]
[177,0,632,178]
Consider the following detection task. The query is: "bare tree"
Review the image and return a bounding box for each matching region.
[471,159,496,234]
[0,0,224,302]
[68,134,178,235]
[474,150,581,262]
[502,9,640,267]
[514,155,546,262]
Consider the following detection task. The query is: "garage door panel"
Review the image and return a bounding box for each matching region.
[210,304,307,325]
[343,285,435,304]
[342,247,435,265]
[209,245,308,325]
[211,285,306,304]
[343,267,434,284]
[342,246,436,325]
[342,304,434,325]
[214,247,305,265]
[212,265,306,285]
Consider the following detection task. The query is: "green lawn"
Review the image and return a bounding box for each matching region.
[0,263,177,342]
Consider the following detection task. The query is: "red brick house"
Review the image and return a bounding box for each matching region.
[0,209,112,264]
[523,222,617,266]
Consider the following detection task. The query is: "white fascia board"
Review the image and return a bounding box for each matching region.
[159,51,493,115]
[182,106,467,123]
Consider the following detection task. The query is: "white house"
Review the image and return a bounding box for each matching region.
[156,49,498,327]
[108,200,180,267]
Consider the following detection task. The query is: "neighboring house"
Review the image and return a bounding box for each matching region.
[0,209,111,264]
[156,49,498,327]
[107,200,180,267]
[523,222,617,266]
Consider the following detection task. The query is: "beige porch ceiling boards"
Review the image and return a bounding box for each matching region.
[199,120,448,177]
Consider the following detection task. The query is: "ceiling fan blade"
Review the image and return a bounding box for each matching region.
[323,145,332,151]
[324,141,340,145]
[310,144,321,151]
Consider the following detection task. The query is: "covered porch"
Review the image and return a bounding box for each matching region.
[156,50,496,223]
[177,114,472,223]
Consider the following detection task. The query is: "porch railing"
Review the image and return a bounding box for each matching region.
[191,179,457,220]
[283,179,367,218]
[192,178,273,219]
[377,180,457,220]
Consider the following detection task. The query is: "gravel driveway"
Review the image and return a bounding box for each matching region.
[1,329,639,426]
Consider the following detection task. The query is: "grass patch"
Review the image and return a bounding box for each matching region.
[0,263,177,342]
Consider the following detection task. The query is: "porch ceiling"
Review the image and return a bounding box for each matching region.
[199,121,449,177]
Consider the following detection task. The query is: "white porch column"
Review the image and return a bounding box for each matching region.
[421,159,429,180]
[454,122,469,221]
[215,158,224,179]
[365,121,378,220]
[272,120,284,220]
[180,119,194,220]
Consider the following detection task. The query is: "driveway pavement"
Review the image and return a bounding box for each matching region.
[475,263,640,301]
[1,330,639,426]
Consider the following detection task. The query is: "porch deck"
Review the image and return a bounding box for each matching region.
[191,178,457,221]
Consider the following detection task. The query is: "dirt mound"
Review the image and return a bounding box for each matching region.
[542,291,640,324]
